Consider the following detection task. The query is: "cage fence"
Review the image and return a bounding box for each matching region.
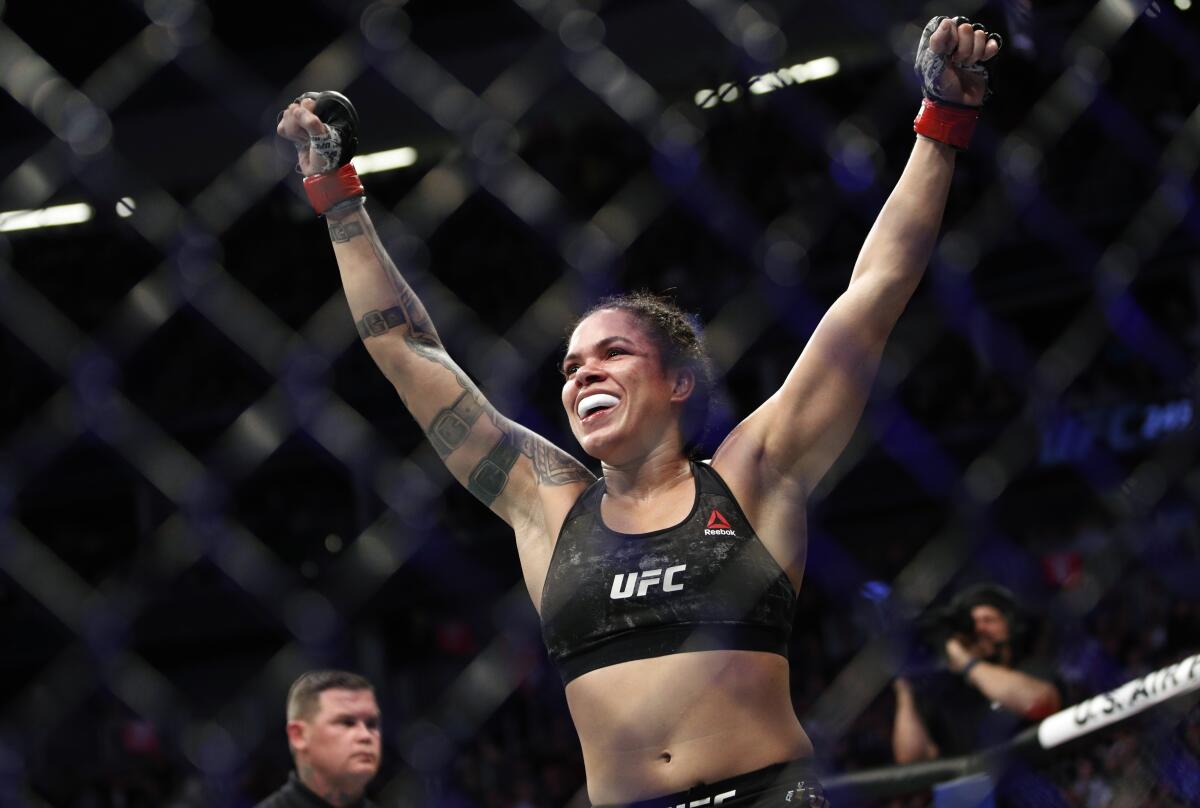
[0,0,1198,806]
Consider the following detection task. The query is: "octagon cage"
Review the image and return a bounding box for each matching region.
[0,1,1198,806]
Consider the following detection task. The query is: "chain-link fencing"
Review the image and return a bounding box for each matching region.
[1,0,1198,805]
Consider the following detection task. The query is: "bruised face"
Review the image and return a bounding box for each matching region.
[289,688,381,792]
[561,309,693,462]
[970,605,1010,661]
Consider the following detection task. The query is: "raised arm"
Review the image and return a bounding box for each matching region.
[724,17,1001,492]
[277,94,593,539]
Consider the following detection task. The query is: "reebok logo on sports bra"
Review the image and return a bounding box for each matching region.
[705,509,735,536]
[610,564,687,599]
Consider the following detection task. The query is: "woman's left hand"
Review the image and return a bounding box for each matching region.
[918,16,1002,107]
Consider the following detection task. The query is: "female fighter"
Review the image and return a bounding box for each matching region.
[277,16,1000,807]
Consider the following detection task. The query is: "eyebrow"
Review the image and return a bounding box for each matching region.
[562,335,636,366]
[331,711,381,722]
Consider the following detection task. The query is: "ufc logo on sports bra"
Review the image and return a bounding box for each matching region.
[669,791,735,807]
[610,565,687,599]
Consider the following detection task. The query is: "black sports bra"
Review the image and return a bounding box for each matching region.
[539,461,797,683]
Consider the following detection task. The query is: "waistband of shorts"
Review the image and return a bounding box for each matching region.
[593,758,820,808]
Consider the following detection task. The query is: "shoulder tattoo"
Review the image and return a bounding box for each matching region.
[513,428,594,487]
[463,422,593,506]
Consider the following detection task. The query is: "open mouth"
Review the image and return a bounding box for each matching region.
[577,393,619,422]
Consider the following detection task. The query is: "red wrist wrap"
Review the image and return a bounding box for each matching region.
[913,97,981,150]
[303,163,365,216]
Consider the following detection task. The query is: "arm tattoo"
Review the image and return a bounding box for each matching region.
[356,306,407,339]
[320,789,361,807]
[329,219,365,242]
[345,209,443,349]
[398,285,440,347]
[460,419,593,506]
[426,390,485,458]
[468,433,522,506]
[335,212,591,494]
[512,425,594,486]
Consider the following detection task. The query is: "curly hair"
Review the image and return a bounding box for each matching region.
[571,291,715,456]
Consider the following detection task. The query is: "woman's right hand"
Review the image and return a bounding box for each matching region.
[277,96,338,176]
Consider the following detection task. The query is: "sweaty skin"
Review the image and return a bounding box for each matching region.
[550,319,816,800]
[565,641,813,802]
[277,16,997,804]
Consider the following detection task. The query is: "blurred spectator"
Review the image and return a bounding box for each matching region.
[1066,756,1112,808]
[892,584,1063,764]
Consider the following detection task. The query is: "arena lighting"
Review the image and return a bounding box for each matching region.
[1176,0,1191,10]
[1038,397,1194,464]
[694,56,841,108]
[352,146,418,175]
[0,202,93,233]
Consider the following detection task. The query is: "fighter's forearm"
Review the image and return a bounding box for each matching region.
[326,203,442,349]
[320,200,593,516]
[324,203,501,430]
[849,137,955,309]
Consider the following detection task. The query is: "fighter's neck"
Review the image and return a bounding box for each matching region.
[600,449,693,501]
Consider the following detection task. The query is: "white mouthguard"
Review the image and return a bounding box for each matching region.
[577,393,619,418]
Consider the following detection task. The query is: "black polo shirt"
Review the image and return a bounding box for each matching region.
[254,772,379,808]
[913,656,1062,756]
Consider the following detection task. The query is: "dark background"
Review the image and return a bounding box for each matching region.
[1,0,1198,805]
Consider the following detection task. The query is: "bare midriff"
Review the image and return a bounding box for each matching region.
[564,649,812,805]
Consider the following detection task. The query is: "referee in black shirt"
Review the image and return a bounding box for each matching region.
[255,671,381,808]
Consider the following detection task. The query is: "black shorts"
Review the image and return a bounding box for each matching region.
[593,759,829,808]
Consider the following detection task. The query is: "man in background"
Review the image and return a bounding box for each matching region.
[892,584,1062,763]
[255,670,382,808]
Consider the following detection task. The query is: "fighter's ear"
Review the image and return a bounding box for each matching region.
[670,367,695,402]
